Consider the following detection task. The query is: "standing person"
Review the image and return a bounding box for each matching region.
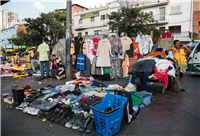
[29,48,40,73]
[51,54,57,78]
[166,40,191,92]
[37,38,51,80]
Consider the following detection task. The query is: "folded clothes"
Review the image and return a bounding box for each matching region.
[131,94,144,105]
[142,96,153,106]
[107,84,123,89]
[91,81,105,87]
[55,84,75,92]
[134,90,152,98]
[83,91,108,97]
[40,88,61,96]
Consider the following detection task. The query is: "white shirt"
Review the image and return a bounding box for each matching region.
[136,35,153,55]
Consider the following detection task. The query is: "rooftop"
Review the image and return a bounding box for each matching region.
[55,4,89,11]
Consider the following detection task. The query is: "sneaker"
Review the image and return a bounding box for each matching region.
[180,88,186,92]
[28,107,36,114]
[65,113,79,128]
[61,114,73,125]
[23,106,32,113]
[85,117,96,133]
[19,102,29,110]
[50,110,63,122]
[16,102,25,110]
[72,113,85,129]
[31,109,40,115]
[37,110,45,118]
[46,108,59,120]
[79,115,91,132]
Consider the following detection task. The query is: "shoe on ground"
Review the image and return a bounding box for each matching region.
[37,110,45,118]
[61,115,73,125]
[36,76,45,81]
[23,106,32,113]
[85,117,96,133]
[180,88,186,92]
[65,113,79,128]
[31,108,40,115]
[46,108,59,120]
[79,115,91,132]
[72,113,85,129]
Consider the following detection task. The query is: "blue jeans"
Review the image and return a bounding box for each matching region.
[31,59,40,72]
[40,61,49,78]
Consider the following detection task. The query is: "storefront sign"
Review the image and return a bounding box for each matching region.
[80,11,99,19]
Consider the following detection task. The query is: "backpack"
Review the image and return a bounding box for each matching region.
[114,90,133,123]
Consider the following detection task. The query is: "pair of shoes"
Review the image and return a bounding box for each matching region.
[46,108,60,120]
[23,106,40,115]
[50,110,64,122]
[36,76,45,81]
[79,115,96,133]
[16,102,29,110]
[65,113,80,128]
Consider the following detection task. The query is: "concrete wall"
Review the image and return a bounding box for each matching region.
[1,24,18,48]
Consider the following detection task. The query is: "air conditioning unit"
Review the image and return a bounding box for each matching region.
[194,30,199,34]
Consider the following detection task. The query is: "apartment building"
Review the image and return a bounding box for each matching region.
[2,10,18,29]
[74,4,109,37]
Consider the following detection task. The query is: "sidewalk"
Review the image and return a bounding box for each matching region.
[1,72,200,136]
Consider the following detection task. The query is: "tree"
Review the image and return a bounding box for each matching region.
[9,11,66,45]
[107,2,161,43]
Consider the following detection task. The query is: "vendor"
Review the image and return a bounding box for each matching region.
[166,40,191,92]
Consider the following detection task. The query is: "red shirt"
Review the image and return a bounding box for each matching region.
[52,59,57,67]
[158,32,174,39]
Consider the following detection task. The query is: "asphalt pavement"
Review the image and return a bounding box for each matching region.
[1,71,200,136]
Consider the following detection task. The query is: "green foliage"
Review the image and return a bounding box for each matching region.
[9,11,66,45]
[107,5,161,43]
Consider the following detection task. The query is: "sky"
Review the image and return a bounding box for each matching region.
[1,0,115,22]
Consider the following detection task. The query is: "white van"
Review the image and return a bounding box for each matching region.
[187,42,200,72]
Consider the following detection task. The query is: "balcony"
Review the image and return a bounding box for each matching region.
[172,31,191,42]
[154,14,168,24]
[133,0,169,8]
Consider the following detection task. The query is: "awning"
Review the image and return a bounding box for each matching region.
[75,28,87,31]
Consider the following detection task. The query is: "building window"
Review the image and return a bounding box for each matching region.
[85,32,88,36]
[101,15,105,20]
[91,17,95,22]
[159,27,165,33]
[169,26,181,33]
[159,7,165,21]
[79,19,83,24]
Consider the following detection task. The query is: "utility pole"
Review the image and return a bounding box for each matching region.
[65,0,72,79]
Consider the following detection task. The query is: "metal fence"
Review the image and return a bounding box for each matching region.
[172,31,191,38]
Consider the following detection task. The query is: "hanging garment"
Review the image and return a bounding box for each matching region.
[80,56,91,77]
[70,37,85,55]
[91,57,101,75]
[158,32,174,39]
[75,53,86,71]
[85,38,94,55]
[109,57,121,79]
[92,38,100,55]
[132,37,139,54]
[126,42,134,57]
[158,34,173,49]
[108,35,123,55]
[136,35,153,55]
[87,53,95,65]
[141,50,167,60]
[103,67,110,74]
[96,39,112,67]
[154,66,169,89]
[118,50,126,60]
[172,47,187,66]
[122,54,130,77]
[120,36,133,51]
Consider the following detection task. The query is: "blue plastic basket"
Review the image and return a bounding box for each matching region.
[90,93,127,136]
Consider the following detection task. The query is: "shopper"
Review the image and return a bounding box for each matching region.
[51,54,57,78]
[37,38,51,80]
[29,48,40,73]
[166,40,191,92]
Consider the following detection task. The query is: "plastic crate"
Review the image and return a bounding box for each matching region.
[90,93,127,136]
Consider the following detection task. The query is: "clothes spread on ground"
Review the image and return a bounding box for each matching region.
[91,81,105,87]
[85,38,94,55]
[122,54,130,77]
[83,91,108,97]
[135,34,153,55]
[142,96,153,106]
[131,93,144,105]
[96,39,112,67]
[109,56,121,79]
[107,84,123,89]
[55,84,75,92]
[75,53,86,71]
[130,60,155,73]
[70,37,85,55]
[108,35,123,55]
[154,66,169,89]
[141,50,167,60]
[121,36,133,51]
[134,90,152,99]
